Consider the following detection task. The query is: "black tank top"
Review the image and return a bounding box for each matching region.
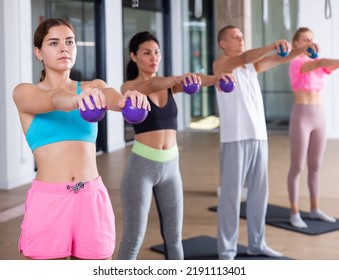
[133,88,177,134]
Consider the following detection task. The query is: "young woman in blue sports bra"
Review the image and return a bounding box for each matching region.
[117,31,234,260]
[12,18,149,260]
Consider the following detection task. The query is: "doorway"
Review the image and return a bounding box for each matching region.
[251,0,299,131]
[182,0,217,131]
[122,0,171,142]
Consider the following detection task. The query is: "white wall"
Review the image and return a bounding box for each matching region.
[0,0,6,189]
[105,0,126,151]
[298,0,339,138]
[31,0,46,84]
[171,0,185,131]
[0,0,35,190]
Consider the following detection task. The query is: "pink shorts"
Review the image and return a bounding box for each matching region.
[18,176,115,259]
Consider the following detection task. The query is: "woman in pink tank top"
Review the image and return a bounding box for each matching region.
[287,27,339,228]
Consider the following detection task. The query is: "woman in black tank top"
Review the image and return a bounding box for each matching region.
[117,31,234,260]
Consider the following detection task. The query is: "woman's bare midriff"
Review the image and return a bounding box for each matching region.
[293,90,322,105]
[134,129,177,150]
[33,141,99,183]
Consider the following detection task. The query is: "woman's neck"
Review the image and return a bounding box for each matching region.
[138,71,157,81]
[40,74,73,90]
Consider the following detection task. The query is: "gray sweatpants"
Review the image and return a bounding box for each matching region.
[118,153,184,260]
[217,140,268,260]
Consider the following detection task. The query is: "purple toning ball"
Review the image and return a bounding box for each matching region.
[122,98,148,124]
[182,78,200,95]
[80,96,107,122]
[219,76,235,93]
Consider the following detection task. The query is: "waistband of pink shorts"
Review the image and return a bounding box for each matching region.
[30,176,105,194]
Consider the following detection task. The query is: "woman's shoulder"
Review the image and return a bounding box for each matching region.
[13,83,38,98]
[13,82,37,90]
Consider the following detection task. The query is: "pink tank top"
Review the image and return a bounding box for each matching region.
[289,56,331,92]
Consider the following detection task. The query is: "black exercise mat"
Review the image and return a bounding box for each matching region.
[151,235,291,260]
[208,202,339,235]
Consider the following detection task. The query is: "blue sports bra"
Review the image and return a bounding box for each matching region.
[26,81,97,151]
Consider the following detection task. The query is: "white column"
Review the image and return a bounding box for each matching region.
[0,0,35,190]
[104,0,126,152]
[171,0,185,131]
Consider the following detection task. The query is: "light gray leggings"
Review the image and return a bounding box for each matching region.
[287,104,326,204]
[118,152,184,260]
[218,140,268,260]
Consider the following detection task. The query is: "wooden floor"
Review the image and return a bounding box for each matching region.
[1,132,339,260]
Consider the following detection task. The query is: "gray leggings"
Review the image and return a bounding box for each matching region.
[118,152,183,260]
[287,104,326,204]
